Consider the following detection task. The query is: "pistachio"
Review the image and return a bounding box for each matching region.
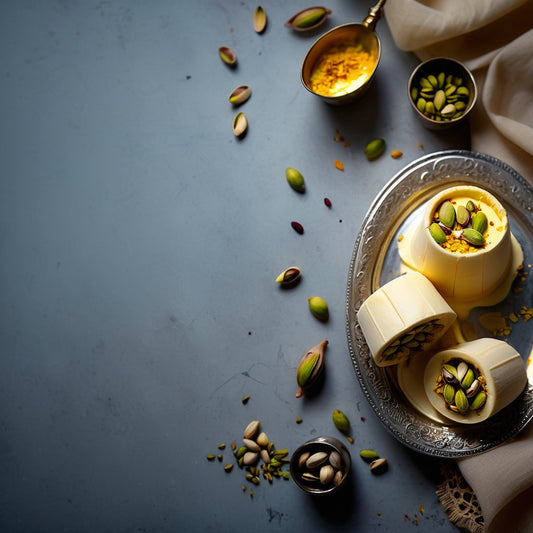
[275,265,300,287]
[308,296,329,321]
[434,89,446,111]
[370,458,388,474]
[306,451,329,470]
[302,472,320,482]
[206,454,215,461]
[466,200,477,213]
[224,464,234,472]
[332,409,350,433]
[456,205,470,226]
[285,167,305,192]
[429,222,447,244]
[364,138,386,160]
[243,451,259,465]
[244,420,260,439]
[470,391,487,410]
[320,464,335,485]
[233,112,248,137]
[256,432,269,447]
[438,200,456,228]
[456,361,469,382]
[333,469,344,487]
[454,389,470,414]
[260,449,270,464]
[359,449,379,463]
[253,6,267,33]
[443,383,455,404]
[218,46,237,66]
[285,6,332,31]
[229,85,251,106]
[243,438,260,452]
[472,211,488,234]
[295,339,328,398]
[466,379,481,398]
[298,451,310,468]
[462,228,486,246]
[329,451,342,469]
[461,368,475,390]
[235,446,247,459]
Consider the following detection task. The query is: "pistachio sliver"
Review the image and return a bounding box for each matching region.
[233,112,248,137]
[285,6,332,31]
[229,85,251,106]
[218,46,237,66]
[253,6,267,33]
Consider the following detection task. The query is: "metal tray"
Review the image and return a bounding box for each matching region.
[345,150,533,457]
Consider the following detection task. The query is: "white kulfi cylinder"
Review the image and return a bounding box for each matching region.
[357,272,456,367]
[424,338,527,424]
[405,186,512,300]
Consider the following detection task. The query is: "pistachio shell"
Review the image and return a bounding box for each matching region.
[308,296,329,321]
[306,451,329,470]
[253,6,267,33]
[232,112,248,137]
[285,167,305,192]
[472,211,488,234]
[275,266,301,285]
[329,451,342,469]
[320,464,335,484]
[243,438,260,452]
[218,46,237,66]
[369,458,388,474]
[284,6,332,31]
[295,339,328,397]
[298,451,310,468]
[364,138,386,160]
[332,409,350,433]
[229,85,251,106]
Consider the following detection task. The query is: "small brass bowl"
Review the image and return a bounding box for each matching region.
[301,0,385,105]
[408,57,477,130]
[290,436,351,495]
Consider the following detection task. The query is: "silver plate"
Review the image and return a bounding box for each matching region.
[345,150,533,457]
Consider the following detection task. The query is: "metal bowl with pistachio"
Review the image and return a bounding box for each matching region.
[408,57,477,130]
[290,436,351,495]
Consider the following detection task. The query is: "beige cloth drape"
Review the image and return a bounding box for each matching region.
[384,1,533,531]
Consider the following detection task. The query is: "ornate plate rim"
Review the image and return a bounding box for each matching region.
[345,149,533,457]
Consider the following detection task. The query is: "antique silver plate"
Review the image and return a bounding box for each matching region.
[346,150,533,457]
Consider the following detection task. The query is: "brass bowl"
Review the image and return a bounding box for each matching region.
[408,57,477,130]
[301,0,386,105]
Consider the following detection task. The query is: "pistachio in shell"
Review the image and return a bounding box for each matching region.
[253,6,267,33]
[284,6,332,31]
[308,296,329,321]
[275,266,301,286]
[286,167,305,192]
[233,112,248,137]
[218,46,237,67]
[229,85,251,106]
[332,409,350,433]
[295,339,328,398]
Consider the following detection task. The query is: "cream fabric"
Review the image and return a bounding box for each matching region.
[385,0,533,184]
[384,1,533,531]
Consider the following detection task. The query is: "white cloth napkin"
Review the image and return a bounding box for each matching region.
[384,1,533,531]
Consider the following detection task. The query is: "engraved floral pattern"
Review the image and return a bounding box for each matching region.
[346,150,533,457]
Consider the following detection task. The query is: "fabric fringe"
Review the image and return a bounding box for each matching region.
[436,461,485,533]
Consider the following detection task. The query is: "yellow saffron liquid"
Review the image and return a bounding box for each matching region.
[309,44,376,97]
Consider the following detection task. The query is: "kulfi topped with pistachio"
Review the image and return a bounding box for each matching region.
[398,185,523,316]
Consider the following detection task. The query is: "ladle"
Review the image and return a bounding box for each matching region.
[301,0,387,105]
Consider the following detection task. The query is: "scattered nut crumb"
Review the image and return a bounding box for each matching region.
[334,160,344,171]
[390,150,403,159]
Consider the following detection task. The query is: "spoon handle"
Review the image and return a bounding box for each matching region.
[362,0,387,31]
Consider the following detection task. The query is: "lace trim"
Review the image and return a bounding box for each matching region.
[436,461,485,533]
